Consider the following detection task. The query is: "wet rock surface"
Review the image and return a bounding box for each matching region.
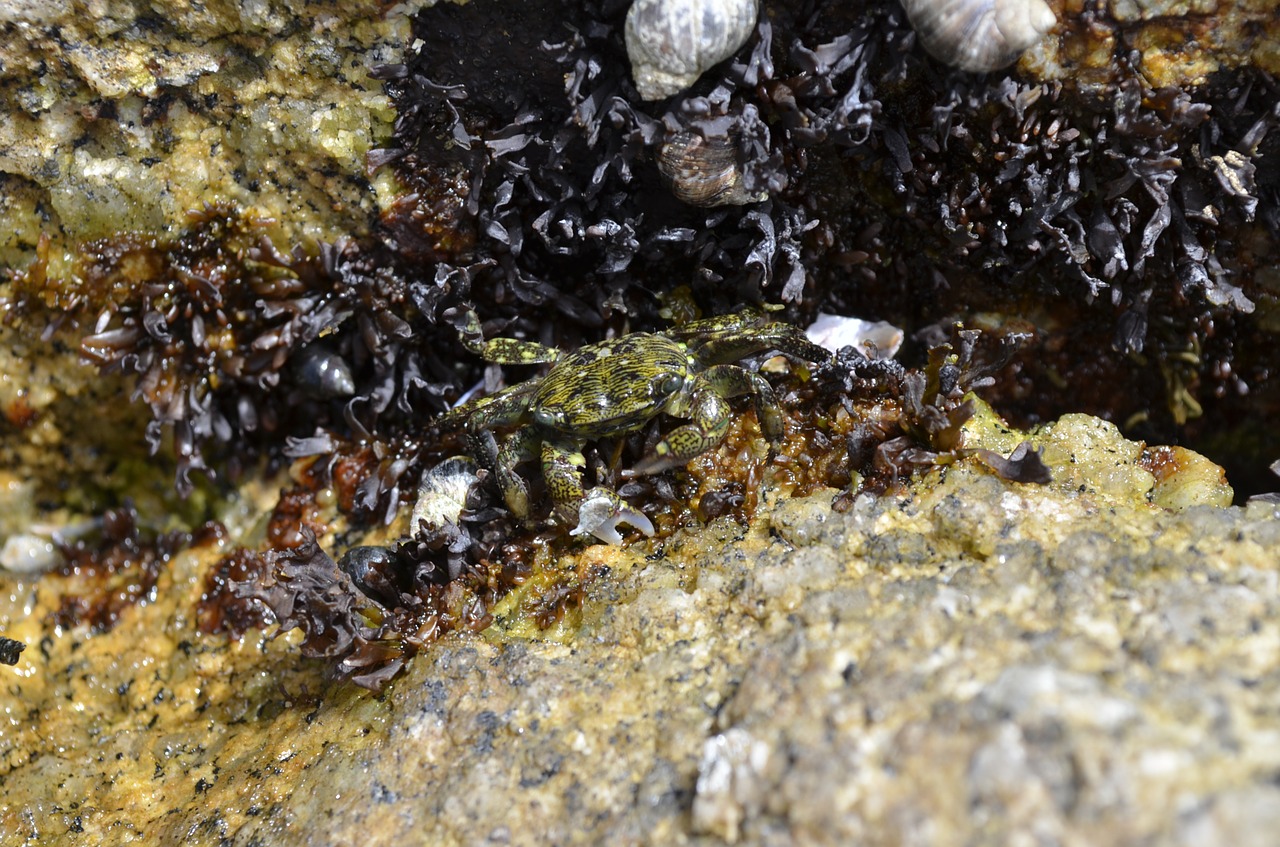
[4,416,1279,845]
[2,1,1280,844]
[0,0,403,269]
[1032,0,1280,86]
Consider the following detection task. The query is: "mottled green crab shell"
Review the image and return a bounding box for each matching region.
[528,333,692,438]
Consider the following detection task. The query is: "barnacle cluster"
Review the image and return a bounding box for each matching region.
[5,0,1279,686]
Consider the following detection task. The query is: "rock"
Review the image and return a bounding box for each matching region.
[0,0,402,269]
[4,418,1280,844]
[2,2,1279,844]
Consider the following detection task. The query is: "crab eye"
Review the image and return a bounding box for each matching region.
[654,373,684,396]
[533,409,559,428]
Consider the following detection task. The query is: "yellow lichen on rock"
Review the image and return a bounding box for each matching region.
[0,1,405,269]
[1025,0,1280,87]
[960,396,1233,510]
[1145,445,1235,510]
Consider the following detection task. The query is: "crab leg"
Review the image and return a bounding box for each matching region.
[492,426,541,520]
[672,310,831,366]
[454,308,561,364]
[635,364,780,474]
[540,437,588,524]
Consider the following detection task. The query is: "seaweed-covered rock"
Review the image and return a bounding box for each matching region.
[2,2,1280,842]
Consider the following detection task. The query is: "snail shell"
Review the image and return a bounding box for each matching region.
[656,131,767,207]
[293,342,355,399]
[625,0,759,101]
[338,546,401,607]
[902,0,1056,72]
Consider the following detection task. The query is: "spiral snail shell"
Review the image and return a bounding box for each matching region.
[902,0,1057,72]
[656,131,766,207]
[625,0,759,101]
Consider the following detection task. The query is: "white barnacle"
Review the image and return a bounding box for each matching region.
[411,457,479,530]
[901,0,1057,72]
[805,313,904,360]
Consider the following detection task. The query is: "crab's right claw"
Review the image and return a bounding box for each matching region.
[570,487,655,545]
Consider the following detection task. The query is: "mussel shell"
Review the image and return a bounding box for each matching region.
[656,131,766,207]
[625,0,759,101]
[903,0,1057,72]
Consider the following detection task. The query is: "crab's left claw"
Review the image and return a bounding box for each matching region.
[570,487,655,545]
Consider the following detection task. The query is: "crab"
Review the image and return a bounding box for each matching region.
[442,308,831,544]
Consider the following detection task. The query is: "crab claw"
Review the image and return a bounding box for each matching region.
[570,487,655,545]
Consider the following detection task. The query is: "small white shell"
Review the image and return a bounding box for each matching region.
[625,0,759,101]
[656,131,767,207]
[902,0,1057,72]
[805,313,904,360]
[570,487,655,545]
[0,533,58,574]
[411,457,478,530]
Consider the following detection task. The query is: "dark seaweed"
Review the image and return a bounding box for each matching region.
[371,0,1280,456]
[970,442,1053,485]
[6,208,467,515]
[819,326,1046,493]
[0,636,24,666]
[230,513,511,690]
[231,533,368,659]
